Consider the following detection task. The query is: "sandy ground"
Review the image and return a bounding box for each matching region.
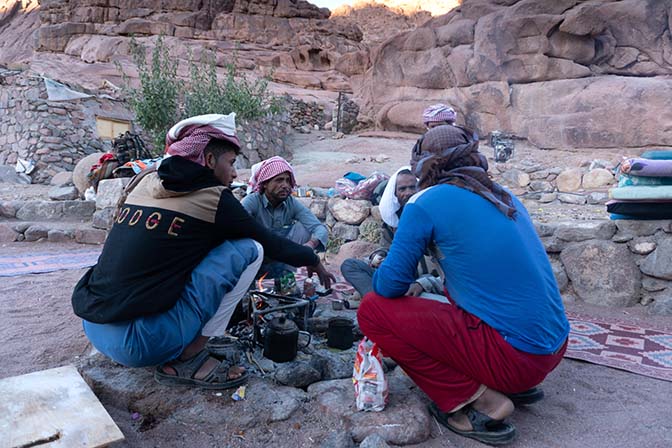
[2,133,670,447]
[2,241,672,448]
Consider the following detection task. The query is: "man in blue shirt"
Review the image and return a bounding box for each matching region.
[357,125,569,445]
[242,156,328,278]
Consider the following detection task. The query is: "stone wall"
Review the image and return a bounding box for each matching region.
[0,68,129,183]
[0,68,295,180]
[236,112,294,169]
[296,196,672,316]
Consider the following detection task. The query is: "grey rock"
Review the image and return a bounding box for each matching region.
[534,222,557,237]
[309,199,328,220]
[587,192,609,205]
[16,201,64,221]
[649,295,672,315]
[328,198,371,225]
[0,165,28,183]
[640,239,672,280]
[92,207,116,230]
[332,222,360,242]
[360,433,390,448]
[311,349,356,380]
[358,217,382,244]
[529,180,554,192]
[529,169,550,180]
[274,361,322,388]
[13,222,31,233]
[349,392,431,445]
[557,193,587,205]
[615,220,670,237]
[50,170,73,186]
[555,220,616,242]
[370,205,382,221]
[550,259,569,292]
[613,233,634,243]
[320,430,354,448]
[48,185,79,201]
[0,200,20,218]
[96,178,130,210]
[629,240,656,255]
[541,236,566,253]
[24,225,49,241]
[326,210,337,228]
[538,192,557,203]
[308,378,355,417]
[642,275,670,293]
[48,229,73,242]
[560,240,640,307]
[501,169,530,188]
[63,200,96,219]
[75,228,107,245]
[0,223,18,242]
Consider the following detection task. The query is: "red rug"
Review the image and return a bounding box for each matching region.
[565,312,672,382]
[0,250,101,277]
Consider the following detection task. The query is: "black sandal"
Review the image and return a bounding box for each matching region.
[507,387,544,406]
[429,402,516,446]
[154,350,248,390]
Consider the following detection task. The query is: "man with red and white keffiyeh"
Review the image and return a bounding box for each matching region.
[242,156,329,278]
[72,113,335,390]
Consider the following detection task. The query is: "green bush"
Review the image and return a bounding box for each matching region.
[184,51,281,120]
[118,37,280,154]
[120,36,182,151]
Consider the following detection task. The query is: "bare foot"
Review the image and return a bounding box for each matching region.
[447,388,514,431]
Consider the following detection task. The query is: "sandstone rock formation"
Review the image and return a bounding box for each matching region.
[0,0,368,96]
[362,0,672,151]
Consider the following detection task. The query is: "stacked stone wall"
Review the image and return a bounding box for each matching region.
[0,69,129,183]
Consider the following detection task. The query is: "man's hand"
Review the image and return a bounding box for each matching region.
[304,239,318,250]
[405,282,423,297]
[307,261,336,290]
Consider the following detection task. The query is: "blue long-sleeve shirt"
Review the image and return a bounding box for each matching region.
[241,192,329,250]
[373,184,569,355]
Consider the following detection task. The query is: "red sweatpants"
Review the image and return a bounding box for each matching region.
[357,292,567,412]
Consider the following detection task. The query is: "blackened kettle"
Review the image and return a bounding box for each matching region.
[263,315,299,363]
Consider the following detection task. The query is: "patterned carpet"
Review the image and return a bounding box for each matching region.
[0,249,101,277]
[565,312,672,382]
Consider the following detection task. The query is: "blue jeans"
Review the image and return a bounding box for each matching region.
[83,239,262,367]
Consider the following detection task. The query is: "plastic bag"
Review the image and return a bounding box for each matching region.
[353,338,388,411]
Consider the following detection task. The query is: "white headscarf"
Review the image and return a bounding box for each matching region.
[379,166,413,228]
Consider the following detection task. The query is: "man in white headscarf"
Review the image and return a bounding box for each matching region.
[340,167,442,308]
[72,114,334,389]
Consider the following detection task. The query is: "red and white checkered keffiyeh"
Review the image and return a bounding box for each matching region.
[251,156,296,192]
[422,104,457,125]
[165,114,240,167]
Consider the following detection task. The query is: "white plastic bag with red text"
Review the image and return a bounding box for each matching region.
[352,337,388,411]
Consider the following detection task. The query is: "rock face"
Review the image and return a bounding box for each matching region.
[362,0,672,150]
[0,0,368,95]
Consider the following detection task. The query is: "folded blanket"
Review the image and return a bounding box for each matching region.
[607,200,672,219]
[620,158,672,177]
[610,185,672,200]
[609,213,668,221]
[641,150,672,160]
[617,173,672,187]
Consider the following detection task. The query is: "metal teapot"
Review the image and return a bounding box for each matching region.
[263,315,310,363]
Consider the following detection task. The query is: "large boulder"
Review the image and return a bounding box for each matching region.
[73,152,104,196]
[560,240,641,307]
[362,0,672,151]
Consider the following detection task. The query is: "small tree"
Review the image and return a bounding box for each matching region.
[183,50,281,120]
[119,36,182,152]
[119,39,280,153]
